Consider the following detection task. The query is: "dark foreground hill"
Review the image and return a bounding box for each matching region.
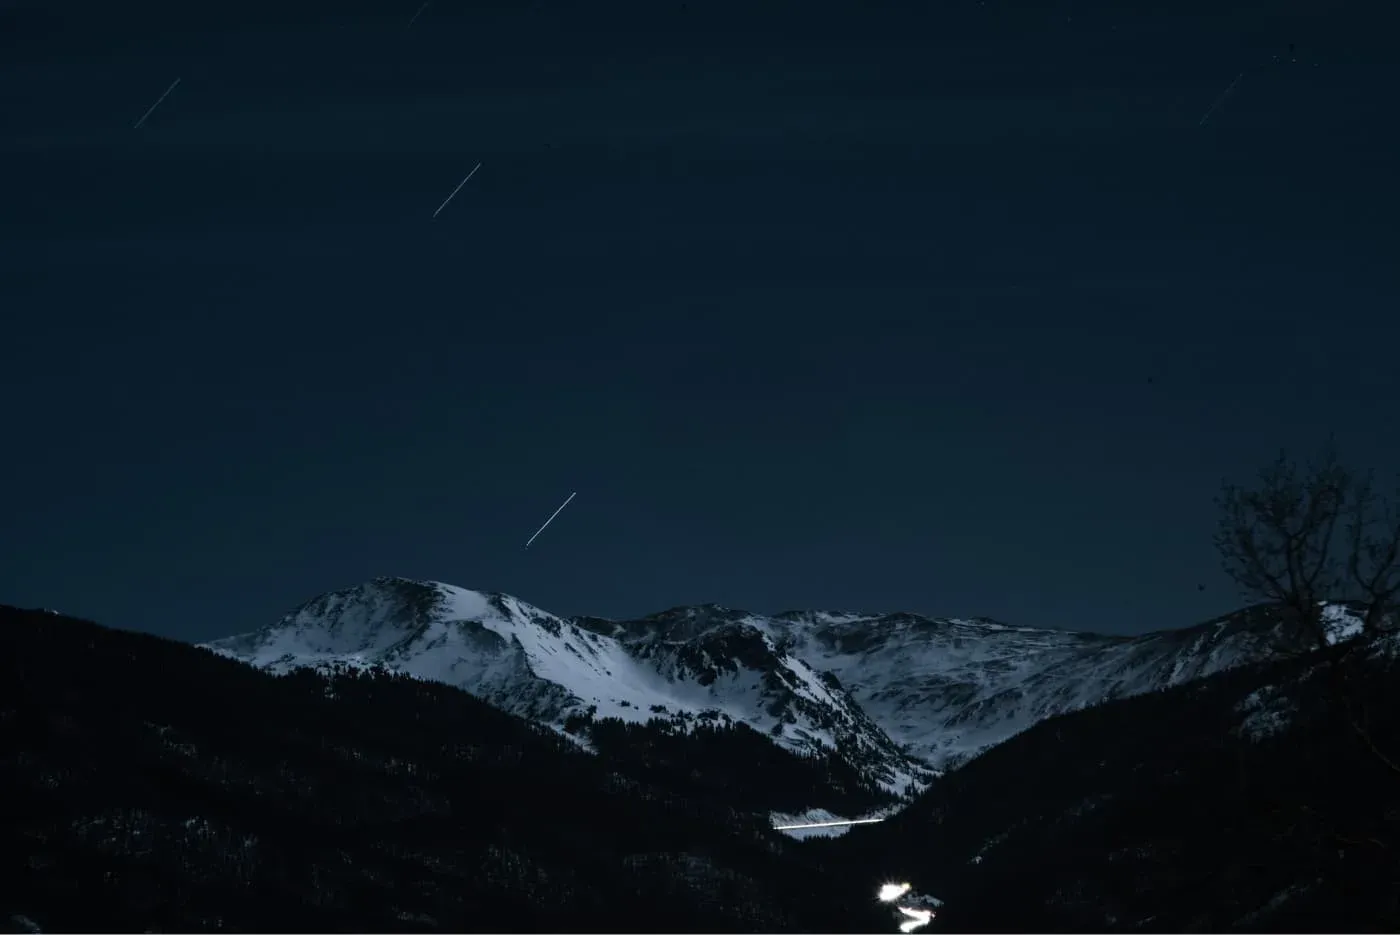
[820,630,1400,932]
[0,606,891,933]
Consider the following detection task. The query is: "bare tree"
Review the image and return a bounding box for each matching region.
[1217,446,1400,811]
[1215,445,1400,646]
[1347,473,1400,634]
[1213,444,1353,649]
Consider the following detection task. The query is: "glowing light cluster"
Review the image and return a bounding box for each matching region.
[878,882,912,903]
[876,882,934,933]
[898,906,934,933]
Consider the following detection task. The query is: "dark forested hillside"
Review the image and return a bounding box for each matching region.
[0,606,891,934]
[580,715,894,817]
[11,600,1398,934]
[820,635,1400,932]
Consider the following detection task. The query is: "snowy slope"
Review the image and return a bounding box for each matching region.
[204,578,931,794]
[578,600,1364,770]
[205,577,1365,789]
[753,606,1283,769]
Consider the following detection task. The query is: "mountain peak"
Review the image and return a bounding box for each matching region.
[204,578,934,795]
[203,579,1363,792]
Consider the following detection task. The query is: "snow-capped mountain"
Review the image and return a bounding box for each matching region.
[578,599,1361,770]
[202,577,932,794]
[203,577,1364,790]
[741,602,1349,770]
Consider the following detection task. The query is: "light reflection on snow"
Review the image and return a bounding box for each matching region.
[776,817,886,831]
[898,906,934,933]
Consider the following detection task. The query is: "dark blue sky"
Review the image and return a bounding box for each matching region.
[2,0,1396,642]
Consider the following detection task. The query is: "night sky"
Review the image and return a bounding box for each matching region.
[2,0,1396,643]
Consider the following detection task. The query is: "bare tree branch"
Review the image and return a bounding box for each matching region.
[1349,474,1400,634]
[1215,445,1400,786]
[1213,445,1350,647]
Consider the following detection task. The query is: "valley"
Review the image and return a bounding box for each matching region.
[4,579,1396,932]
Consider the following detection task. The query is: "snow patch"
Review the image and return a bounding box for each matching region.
[1320,603,1365,645]
[770,808,857,840]
[1234,686,1296,741]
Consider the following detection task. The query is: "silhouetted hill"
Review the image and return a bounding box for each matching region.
[818,633,1400,932]
[0,605,890,933]
[11,601,1399,933]
[580,714,893,817]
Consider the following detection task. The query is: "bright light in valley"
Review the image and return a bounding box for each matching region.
[878,882,912,903]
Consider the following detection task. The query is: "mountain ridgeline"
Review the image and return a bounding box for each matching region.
[203,576,1349,794]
